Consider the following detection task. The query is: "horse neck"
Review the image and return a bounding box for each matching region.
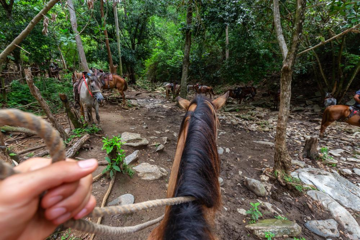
[152,98,221,240]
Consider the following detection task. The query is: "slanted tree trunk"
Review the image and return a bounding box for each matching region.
[67,0,89,72]
[225,24,229,60]
[26,77,67,140]
[101,0,115,74]
[113,1,123,76]
[58,45,67,70]
[273,0,306,183]
[302,137,319,160]
[59,93,82,128]
[180,0,193,98]
[0,0,60,64]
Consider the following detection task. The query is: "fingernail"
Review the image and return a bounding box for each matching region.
[46,196,63,207]
[48,207,66,220]
[53,212,71,225]
[78,159,97,169]
[74,208,88,219]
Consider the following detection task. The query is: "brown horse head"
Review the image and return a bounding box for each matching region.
[148,92,228,240]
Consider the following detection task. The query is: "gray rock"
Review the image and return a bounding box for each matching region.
[162,137,168,144]
[133,163,168,180]
[244,177,267,197]
[307,190,360,239]
[304,219,339,238]
[155,144,165,152]
[129,100,138,107]
[225,148,230,153]
[121,132,149,147]
[258,200,283,215]
[292,106,305,112]
[260,175,269,182]
[329,149,344,157]
[292,168,360,211]
[347,157,360,163]
[339,168,352,176]
[253,141,274,147]
[245,219,301,238]
[354,168,360,176]
[218,177,224,186]
[323,158,338,165]
[292,160,306,168]
[218,147,224,155]
[237,208,247,215]
[65,128,71,135]
[346,99,356,105]
[124,150,139,165]
[107,194,135,206]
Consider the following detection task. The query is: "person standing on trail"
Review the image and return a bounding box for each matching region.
[354,90,360,109]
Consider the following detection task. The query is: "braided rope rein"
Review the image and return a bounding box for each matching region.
[0,109,195,235]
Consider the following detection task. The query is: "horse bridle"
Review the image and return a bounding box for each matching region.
[83,75,101,97]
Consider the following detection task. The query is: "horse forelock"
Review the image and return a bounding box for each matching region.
[158,96,220,240]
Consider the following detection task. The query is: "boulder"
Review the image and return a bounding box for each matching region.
[124,150,139,165]
[133,163,168,180]
[107,194,135,206]
[244,177,267,197]
[308,190,360,239]
[292,168,360,211]
[121,132,149,147]
[245,219,301,238]
[155,144,165,152]
[304,219,339,238]
[354,168,360,176]
[339,168,352,176]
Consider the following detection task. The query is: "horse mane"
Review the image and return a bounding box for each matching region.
[162,96,221,240]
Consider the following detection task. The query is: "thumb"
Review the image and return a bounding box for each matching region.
[3,159,98,200]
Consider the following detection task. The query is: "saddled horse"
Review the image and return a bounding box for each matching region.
[92,68,128,106]
[228,86,257,104]
[148,92,228,240]
[268,89,280,110]
[320,105,360,138]
[193,84,215,99]
[164,82,180,100]
[79,73,104,124]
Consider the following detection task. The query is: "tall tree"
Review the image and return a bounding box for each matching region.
[67,0,89,72]
[0,0,14,19]
[180,0,193,98]
[100,0,115,74]
[273,0,306,183]
[113,0,123,76]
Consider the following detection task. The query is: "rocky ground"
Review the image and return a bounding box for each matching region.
[6,86,360,240]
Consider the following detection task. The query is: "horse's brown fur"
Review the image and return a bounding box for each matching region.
[320,105,360,138]
[99,74,128,105]
[193,84,215,99]
[148,93,228,240]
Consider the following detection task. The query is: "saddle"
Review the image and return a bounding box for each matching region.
[100,73,113,87]
[345,106,360,121]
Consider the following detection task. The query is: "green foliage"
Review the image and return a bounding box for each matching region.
[60,229,80,240]
[65,125,101,144]
[264,231,275,240]
[274,215,288,220]
[319,147,335,163]
[102,136,133,178]
[9,152,16,157]
[293,238,306,240]
[246,202,262,222]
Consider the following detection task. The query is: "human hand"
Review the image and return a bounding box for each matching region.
[0,158,98,240]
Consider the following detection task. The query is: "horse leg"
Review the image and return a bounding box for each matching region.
[320,121,333,138]
[166,89,169,100]
[120,89,126,106]
[94,103,100,124]
[88,106,94,124]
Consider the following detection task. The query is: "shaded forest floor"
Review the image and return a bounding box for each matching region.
[6,83,360,240]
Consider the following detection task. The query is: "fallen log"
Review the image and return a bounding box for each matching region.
[0,126,36,135]
[18,144,46,155]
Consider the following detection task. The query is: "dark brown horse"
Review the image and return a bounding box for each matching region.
[148,93,228,240]
[228,86,257,104]
[164,82,180,100]
[268,89,280,110]
[320,105,360,138]
[92,68,128,106]
[193,84,215,99]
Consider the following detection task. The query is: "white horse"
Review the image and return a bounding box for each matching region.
[79,73,104,124]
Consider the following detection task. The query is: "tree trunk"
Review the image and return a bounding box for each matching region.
[59,93,82,128]
[180,0,193,98]
[225,24,229,60]
[0,64,6,103]
[302,137,319,160]
[113,1,123,76]
[26,77,67,140]
[58,45,67,70]
[67,0,89,72]
[273,0,306,181]
[101,0,115,74]
[0,0,60,64]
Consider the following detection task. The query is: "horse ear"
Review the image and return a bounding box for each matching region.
[177,96,190,110]
[212,91,229,110]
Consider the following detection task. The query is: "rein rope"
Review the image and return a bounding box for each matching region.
[83,75,93,97]
[0,109,195,235]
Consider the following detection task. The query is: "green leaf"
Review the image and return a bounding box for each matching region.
[113,165,121,172]
[9,153,17,156]
[110,170,114,178]
[105,156,111,163]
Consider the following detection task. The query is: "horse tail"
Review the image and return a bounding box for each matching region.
[321,107,330,127]
[123,78,128,92]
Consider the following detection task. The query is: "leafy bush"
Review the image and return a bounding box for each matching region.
[102,136,133,178]
[65,125,101,144]
[246,202,263,223]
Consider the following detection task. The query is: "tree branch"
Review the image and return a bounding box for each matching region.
[273,0,288,60]
[298,23,360,56]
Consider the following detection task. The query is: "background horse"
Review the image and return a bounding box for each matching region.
[79,74,104,124]
[193,84,215,99]
[93,68,128,106]
[164,82,180,100]
[320,105,360,138]
[148,93,228,240]
[228,86,257,104]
